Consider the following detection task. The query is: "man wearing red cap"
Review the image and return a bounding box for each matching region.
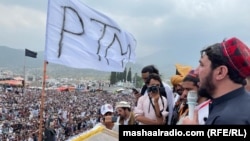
[183,37,250,125]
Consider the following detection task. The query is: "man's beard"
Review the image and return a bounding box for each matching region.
[119,115,125,120]
[198,71,215,99]
[198,88,212,99]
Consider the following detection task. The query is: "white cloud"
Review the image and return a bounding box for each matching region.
[1,0,250,77]
[0,3,46,51]
[0,4,46,31]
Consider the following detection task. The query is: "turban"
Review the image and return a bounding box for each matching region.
[170,64,192,86]
[175,64,192,76]
[170,75,184,86]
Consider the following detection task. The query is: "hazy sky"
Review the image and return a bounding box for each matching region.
[1,0,250,76]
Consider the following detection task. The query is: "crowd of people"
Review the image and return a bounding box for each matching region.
[1,36,250,141]
[0,88,135,141]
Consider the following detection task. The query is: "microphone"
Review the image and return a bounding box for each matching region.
[187,90,198,120]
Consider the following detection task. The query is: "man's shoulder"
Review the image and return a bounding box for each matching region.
[162,82,173,92]
[162,82,171,88]
[235,90,250,102]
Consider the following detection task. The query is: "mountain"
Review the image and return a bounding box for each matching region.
[136,55,176,79]
[0,46,43,75]
[0,46,184,81]
[0,46,143,80]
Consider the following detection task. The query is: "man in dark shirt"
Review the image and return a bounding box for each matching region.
[183,37,250,125]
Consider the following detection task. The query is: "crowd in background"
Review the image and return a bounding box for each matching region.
[0,88,135,141]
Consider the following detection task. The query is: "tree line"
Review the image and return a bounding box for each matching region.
[109,67,143,88]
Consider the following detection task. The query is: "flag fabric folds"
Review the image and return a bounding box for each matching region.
[44,0,137,72]
[25,49,37,58]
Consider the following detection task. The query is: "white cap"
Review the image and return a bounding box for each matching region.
[100,104,114,115]
[115,101,131,109]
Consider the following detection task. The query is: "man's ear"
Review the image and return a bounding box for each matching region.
[215,66,228,80]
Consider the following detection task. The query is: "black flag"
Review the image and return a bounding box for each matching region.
[25,49,37,58]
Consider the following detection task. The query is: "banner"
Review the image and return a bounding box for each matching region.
[25,48,37,58]
[45,0,137,72]
[67,124,118,141]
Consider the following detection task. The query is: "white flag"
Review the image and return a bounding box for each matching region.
[45,0,137,72]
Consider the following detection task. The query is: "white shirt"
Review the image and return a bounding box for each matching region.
[28,137,33,141]
[134,94,168,125]
[174,92,180,104]
[163,82,175,125]
[140,82,174,125]
[195,99,210,125]
[177,100,210,125]
[123,116,130,125]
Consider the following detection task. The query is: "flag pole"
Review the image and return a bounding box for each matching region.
[38,61,48,141]
[23,54,26,95]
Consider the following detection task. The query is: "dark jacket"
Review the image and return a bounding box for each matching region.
[206,87,250,125]
[44,127,56,141]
